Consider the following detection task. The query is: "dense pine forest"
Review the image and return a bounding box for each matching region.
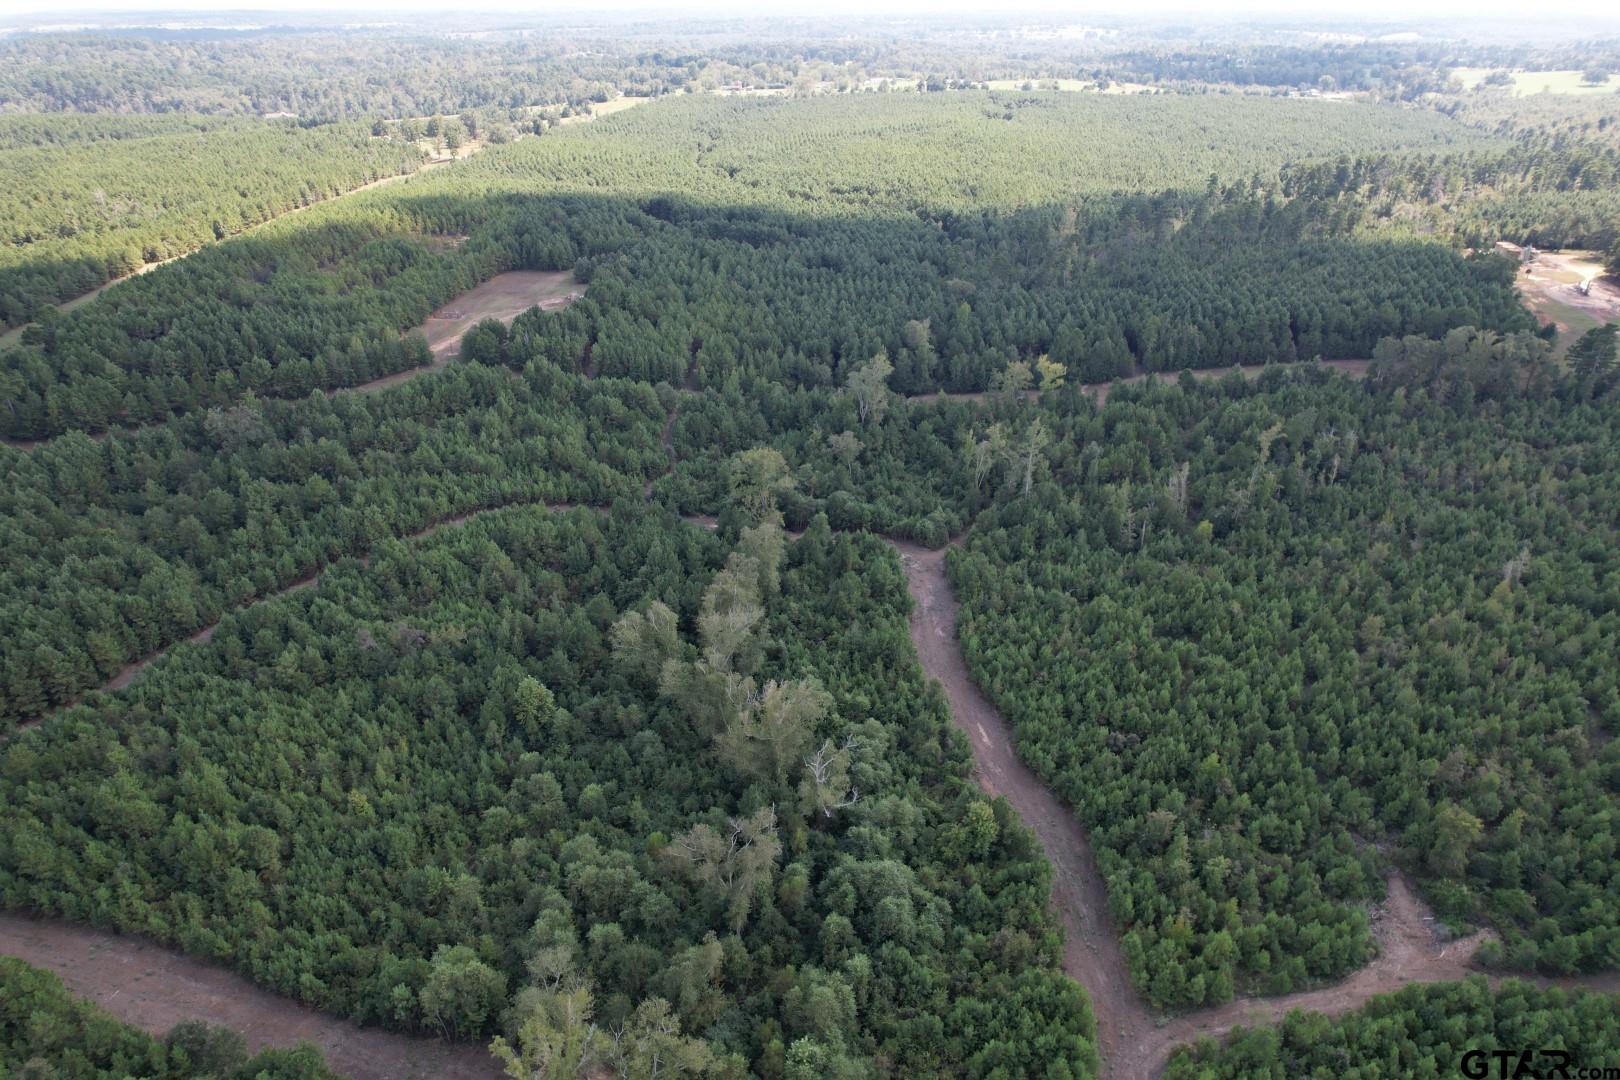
[0,93,1529,439]
[1167,978,1620,1077]
[0,508,1095,1076]
[949,336,1620,1007]
[1,15,1619,1079]
[0,115,425,329]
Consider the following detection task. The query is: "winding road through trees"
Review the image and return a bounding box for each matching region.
[5,365,1618,1077]
[890,538,1620,1079]
[0,913,502,1080]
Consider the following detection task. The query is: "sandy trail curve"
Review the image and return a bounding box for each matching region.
[884,537,1617,1079]
[0,914,501,1080]
[891,539,1153,1076]
[1135,875,1496,1072]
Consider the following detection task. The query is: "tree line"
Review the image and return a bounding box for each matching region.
[0,115,425,329]
[1166,977,1620,1078]
[5,89,1533,442]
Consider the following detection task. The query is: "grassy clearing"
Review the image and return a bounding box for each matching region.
[1452,67,1620,95]
[558,95,648,125]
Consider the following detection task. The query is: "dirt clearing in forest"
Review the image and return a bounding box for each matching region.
[414,270,584,359]
[1515,250,1620,355]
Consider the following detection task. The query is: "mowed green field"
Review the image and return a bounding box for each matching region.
[1452,67,1620,95]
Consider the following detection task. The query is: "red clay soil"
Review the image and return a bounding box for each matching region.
[0,914,501,1080]
[886,538,1619,1079]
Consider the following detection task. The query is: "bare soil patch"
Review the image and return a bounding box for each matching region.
[340,271,585,396]
[415,270,584,359]
[0,913,501,1080]
[1516,251,1620,353]
[556,96,649,125]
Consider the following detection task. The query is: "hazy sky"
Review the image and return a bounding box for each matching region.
[4,0,1620,22]
[3,0,1620,26]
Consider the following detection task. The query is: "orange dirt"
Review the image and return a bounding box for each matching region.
[0,914,501,1080]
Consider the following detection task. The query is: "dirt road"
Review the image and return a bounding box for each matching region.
[10,502,571,734]
[891,539,1155,1075]
[0,914,501,1080]
[0,162,450,352]
[886,538,1617,1079]
[2,273,586,449]
[7,449,1617,1079]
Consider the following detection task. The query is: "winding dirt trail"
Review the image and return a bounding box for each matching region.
[884,537,1618,1079]
[0,159,463,353]
[5,510,1619,1078]
[1,272,585,450]
[891,539,1154,1075]
[0,914,501,1080]
[8,500,583,736]
[1136,875,1496,1072]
